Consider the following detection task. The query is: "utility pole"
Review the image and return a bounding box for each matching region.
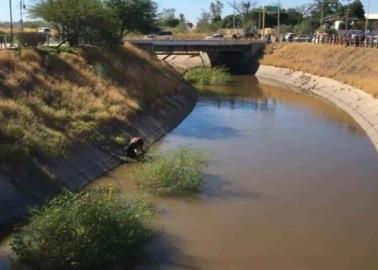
[365,0,371,35]
[262,7,266,39]
[320,0,324,27]
[9,0,14,47]
[19,0,24,32]
[233,0,236,34]
[319,0,324,27]
[345,0,350,30]
[258,7,261,34]
[277,2,281,42]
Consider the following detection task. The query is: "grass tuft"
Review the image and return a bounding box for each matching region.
[135,148,208,196]
[10,187,154,270]
[184,67,231,85]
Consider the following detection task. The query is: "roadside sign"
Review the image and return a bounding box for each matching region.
[265,6,279,13]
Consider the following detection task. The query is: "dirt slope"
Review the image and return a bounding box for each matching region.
[262,43,378,98]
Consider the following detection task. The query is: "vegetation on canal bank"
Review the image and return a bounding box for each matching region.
[10,187,154,270]
[262,43,378,98]
[184,67,231,86]
[0,44,184,162]
[135,148,208,196]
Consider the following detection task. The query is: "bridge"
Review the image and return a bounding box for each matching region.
[129,40,266,75]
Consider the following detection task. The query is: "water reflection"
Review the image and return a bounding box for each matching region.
[200,173,269,202]
[141,76,378,270]
[3,76,378,270]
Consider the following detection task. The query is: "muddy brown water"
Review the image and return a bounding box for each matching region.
[100,77,378,270]
[2,76,378,270]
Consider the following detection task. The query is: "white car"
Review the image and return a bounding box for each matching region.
[205,33,224,40]
[284,32,295,41]
[37,27,50,34]
[144,31,173,40]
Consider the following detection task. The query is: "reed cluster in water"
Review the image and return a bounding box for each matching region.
[184,67,231,85]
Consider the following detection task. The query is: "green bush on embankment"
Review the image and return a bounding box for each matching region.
[135,148,208,196]
[10,187,154,270]
[184,67,230,85]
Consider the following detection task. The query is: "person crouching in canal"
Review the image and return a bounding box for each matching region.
[125,137,145,161]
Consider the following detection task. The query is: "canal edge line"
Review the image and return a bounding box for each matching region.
[256,65,378,153]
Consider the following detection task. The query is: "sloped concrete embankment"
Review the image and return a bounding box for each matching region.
[0,84,197,235]
[256,65,378,152]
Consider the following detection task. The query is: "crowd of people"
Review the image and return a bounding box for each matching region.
[312,32,378,48]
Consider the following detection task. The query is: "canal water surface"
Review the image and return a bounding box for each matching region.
[98,77,378,270]
[2,76,378,270]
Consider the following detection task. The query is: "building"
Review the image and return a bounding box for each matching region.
[366,13,378,31]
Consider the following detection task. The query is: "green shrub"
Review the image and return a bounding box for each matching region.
[10,187,154,270]
[135,148,208,196]
[184,67,230,85]
[16,32,47,48]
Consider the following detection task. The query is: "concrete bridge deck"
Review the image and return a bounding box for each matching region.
[129,39,265,52]
[129,40,266,74]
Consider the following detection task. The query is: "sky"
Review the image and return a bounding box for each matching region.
[0,0,377,24]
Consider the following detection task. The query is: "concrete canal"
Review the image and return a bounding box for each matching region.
[97,76,378,270]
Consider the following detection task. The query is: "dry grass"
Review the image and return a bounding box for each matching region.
[0,27,37,34]
[261,43,378,98]
[0,43,184,158]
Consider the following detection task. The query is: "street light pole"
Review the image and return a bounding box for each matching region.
[9,0,14,47]
[365,0,371,35]
[277,1,281,42]
[20,0,24,32]
[345,0,350,31]
[320,0,324,27]
[233,0,236,34]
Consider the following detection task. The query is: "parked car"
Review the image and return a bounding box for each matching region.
[36,27,50,34]
[284,32,295,42]
[373,36,378,45]
[144,31,173,40]
[293,35,312,42]
[205,33,224,40]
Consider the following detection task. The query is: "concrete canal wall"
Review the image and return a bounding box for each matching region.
[256,65,378,153]
[0,85,197,236]
[0,46,198,235]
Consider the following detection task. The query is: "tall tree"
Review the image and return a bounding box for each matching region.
[179,13,186,23]
[196,10,213,32]
[210,0,224,19]
[106,0,158,39]
[347,0,365,19]
[158,8,180,27]
[30,0,109,46]
[281,8,303,26]
[228,1,257,30]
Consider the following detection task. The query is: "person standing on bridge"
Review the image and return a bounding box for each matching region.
[0,36,5,49]
[266,34,272,44]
